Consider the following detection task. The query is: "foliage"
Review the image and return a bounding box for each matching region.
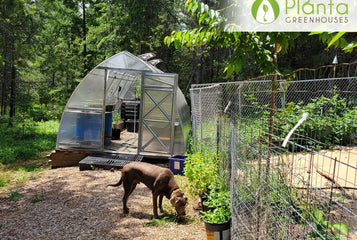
[9,190,22,202]
[274,94,357,148]
[184,149,219,196]
[0,0,352,123]
[145,215,183,227]
[165,0,301,75]
[203,206,231,224]
[0,161,45,189]
[31,195,45,203]
[112,113,121,124]
[0,120,58,164]
[313,32,357,53]
[184,146,231,224]
[298,204,349,240]
[202,184,231,224]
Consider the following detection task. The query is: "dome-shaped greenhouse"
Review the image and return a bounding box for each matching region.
[48,51,190,167]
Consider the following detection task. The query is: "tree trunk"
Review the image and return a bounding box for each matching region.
[82,0,87,74]
[9,64,16,118]
[1,33,8,116]
[1,61,7,116]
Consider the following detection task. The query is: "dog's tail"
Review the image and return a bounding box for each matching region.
[107,176,123,187]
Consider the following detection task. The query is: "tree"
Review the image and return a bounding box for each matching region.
[165,0,303,76]
[0,0,38,121]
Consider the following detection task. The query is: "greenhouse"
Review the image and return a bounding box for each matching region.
[48,51,190,166]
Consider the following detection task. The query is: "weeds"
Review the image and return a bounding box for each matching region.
[145,214,192,227]
[31,195,45,203]
[9,190,22,202]
[145,216,177,227]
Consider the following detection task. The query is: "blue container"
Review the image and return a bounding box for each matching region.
[104,112,113,138]
[75,113,102,143]
[104,112,113,146]
[169,155,187,175]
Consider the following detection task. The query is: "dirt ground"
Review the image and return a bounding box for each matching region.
[0,166,206,240]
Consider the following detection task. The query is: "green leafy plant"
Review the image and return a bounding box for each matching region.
[299,204,349,240]
[202,184,230,210]
[203,206,231,224]
[274,93,357,149]
[184,150,219,196]
[9,190,22,202]
[145,215,183,227]
[112,113,121,124]
[202,185,231,224]
[307,208,348,240]
[31,195,44,203]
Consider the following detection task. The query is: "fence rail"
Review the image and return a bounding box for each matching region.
[190,72,357,239]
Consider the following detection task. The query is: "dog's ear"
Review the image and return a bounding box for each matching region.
[170,196,176,206]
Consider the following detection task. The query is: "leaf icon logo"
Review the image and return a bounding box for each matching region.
[252,0,280,24]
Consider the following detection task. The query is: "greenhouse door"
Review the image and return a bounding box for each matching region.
[138,73,178,155]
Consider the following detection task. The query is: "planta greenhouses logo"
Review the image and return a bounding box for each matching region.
[251,0,280,24]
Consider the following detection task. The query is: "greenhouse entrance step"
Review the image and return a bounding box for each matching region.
[79,153,143,171]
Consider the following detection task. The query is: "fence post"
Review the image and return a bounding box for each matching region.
[256,136,263,240]
[230,122,237,238]
[326,157,338,239]
[199,88,203,151]
[216,111,221,155]
[280,81,286,108]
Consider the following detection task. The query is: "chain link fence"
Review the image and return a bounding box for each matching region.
[190,64,357,239]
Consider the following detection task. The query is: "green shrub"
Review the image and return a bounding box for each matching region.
[184,150,219,196]
[274,94,357,148]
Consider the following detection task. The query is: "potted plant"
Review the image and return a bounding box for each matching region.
[112,112,123,140]
[202,186,231,240]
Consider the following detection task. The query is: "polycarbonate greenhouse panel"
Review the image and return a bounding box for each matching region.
[175,89,191,149]
[57,111,103,149]
[67,69,105,110]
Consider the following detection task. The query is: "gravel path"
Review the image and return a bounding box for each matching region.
[0,167,206,240]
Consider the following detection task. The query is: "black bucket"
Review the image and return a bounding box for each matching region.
[203,219,231,240]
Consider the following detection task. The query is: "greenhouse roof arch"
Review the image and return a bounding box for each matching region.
[55,51,191,159]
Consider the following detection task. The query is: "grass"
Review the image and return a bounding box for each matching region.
[0,158,49,192]
[145,213,194,227]
[0,120,58,191]
[0,120,58,164]
[145,216,180,227]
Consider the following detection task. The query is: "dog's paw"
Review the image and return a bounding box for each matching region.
[123,208,129,215]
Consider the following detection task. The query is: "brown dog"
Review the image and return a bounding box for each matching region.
[108,162,187,218]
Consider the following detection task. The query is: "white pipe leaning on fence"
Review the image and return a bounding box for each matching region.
[282,113,309,148]
[224,101,232,114]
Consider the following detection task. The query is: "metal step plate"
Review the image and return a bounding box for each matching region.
[79,153,143,171]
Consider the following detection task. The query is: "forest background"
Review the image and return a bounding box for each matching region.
[1,0,356,126]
